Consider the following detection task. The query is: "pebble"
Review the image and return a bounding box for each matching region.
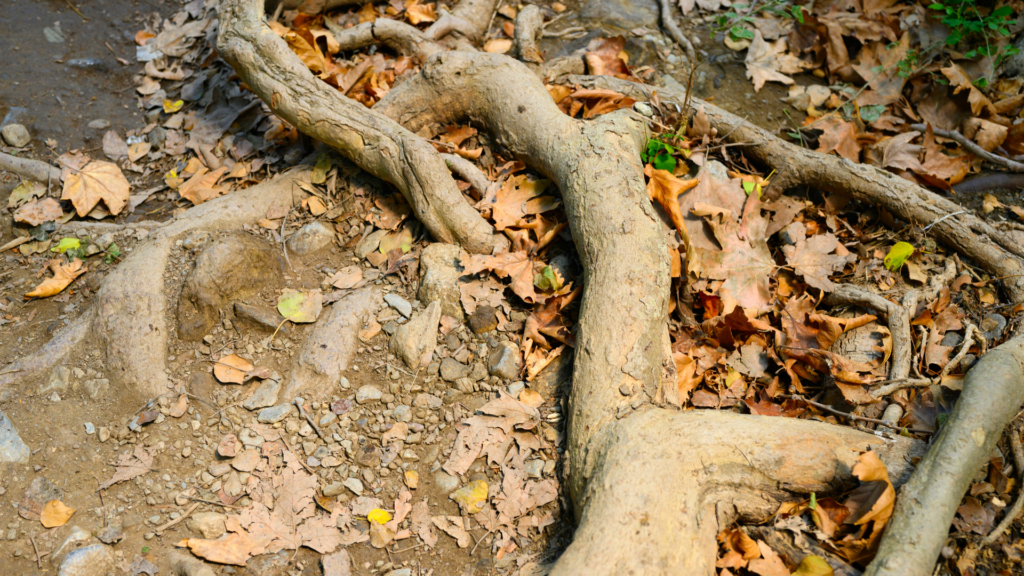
[344,477,365,495]
[231,449,260,472]
[433,471,460,494]
[0,409,30,463]
[242,378,281,411]
[323,482,346,497]
[355,385,383,404]
[393,405,412,423]
[355,229,387,259]
[98,427,110,442]
[1,124,30,147]
[319,413,337,427]
[488,342,522,380]
[87,119,110,130]
[286,221,335,255]
[982,313,1007,341]
[440,358,470,382]
[257,404,295,423]
[384,293,413,318]
[84,422,95,435]
[58,544,115,576]
[468,305,498,334]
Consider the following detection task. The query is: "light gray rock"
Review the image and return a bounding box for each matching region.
[434,471,460,493]
[579,0,658,29]
[0,410,29,463]
[343,477,364,495]
[82,378,108,399]
[412,393,442,409]
[1,124,30,147]
[87,119,110,130]
[386,569,413,576]
[393,405,412,423]
[286,221,335,255]
[355,229,387,259]
[488,342,522,380]
[41,365,70,394]
[389,301,441,369]
[187,512,226,539]
[50,526,92,566]
[384,293,412,318]
[703,159,729,181]
[440,358,471,382]
[243,377,281,410]
[257,404,295,424]
[470,362,488,382]
[418,243,464,320]
[356,385,382,404]
[58,544,115,576]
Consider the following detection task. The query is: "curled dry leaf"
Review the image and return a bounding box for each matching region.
[432,516,472,547]
[480,174,559,231]
[99,446,153,490]
[179,166,229,205]
[214,354,254,384]
[40,500,76,528]
[278,289,323,323]
[14,198,64,226]
[815,116,861,163]
[645,164,699,238]
[484,38,513,53]
[25,259,87,299]
[8,180,45,209]
[61,160,131,217]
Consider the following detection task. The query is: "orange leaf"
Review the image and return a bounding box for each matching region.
[214,354,254,384]
[644,164,699,238]
[26,259,87,299]
[40,500,76,528]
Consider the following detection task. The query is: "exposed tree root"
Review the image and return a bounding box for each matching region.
[513,5,545,64]
[440,152,491,196]
[0,150,62,183]
[982,418,1024,546]
[218,0,500,254]
[324,18,446,59]
[656,0,696,65]
[0,307,95,402]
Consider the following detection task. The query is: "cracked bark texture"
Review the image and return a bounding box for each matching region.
[218,0,499,254]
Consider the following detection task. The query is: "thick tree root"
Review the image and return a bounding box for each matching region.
[0,171,310,401]
[218,0,500,254]
[325,19,445,59]
[551,410,923,576]
[0,151,62,183]
[581,76,1024,303]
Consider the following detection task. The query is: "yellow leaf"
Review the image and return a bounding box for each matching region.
[367,508,392,524]
[450,479,488,514]
[213,354,254,384]
[405,0,437,24]
[163,99,184,113]
[792,555,835,576]
[61,160,131,217]
[484,38,513,53]
[404,470,419,489]
[128,142,152,162]
[40,500,76,528]
[26,259,87,299]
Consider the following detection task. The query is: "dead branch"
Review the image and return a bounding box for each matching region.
[825,285,914,381]
[910,123,1024,173]
[218,0,500,254]
[324,18,445,59]
[425,8,479,41]
[0,151,62,183]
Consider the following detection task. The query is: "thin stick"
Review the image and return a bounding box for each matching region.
[294,397,325,439]
[470,528,494,555]
[656,0,696,64]
[29,534,41,569]
[190,497,239,510]
[786,394,933,435]
[982,420,1024,545]
[911,124,1024,173]
[66,0,88,21]
[153,502,200,533]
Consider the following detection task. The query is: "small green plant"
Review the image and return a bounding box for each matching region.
[104,243,122,264]
[928,0,1018,66]
[642,138,679,172]
[895,48,919,79]
[712,1,803,42]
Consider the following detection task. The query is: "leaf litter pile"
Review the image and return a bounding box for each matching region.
[3,0,1024,574]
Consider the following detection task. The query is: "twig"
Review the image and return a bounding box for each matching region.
[870,322,980,398]
[911,124,1024,173]
[189,497,239,509]
[154,502,200,533]
[280,207,292,270]
[656,0,695,64]
[923,210,968,232]
[786,394,933,435]
[29,534,41,569]
[470,528,495,555]
[294,397,325,439]
[391,542,426,554]
[982,419,1024,545]
[66,0,88,21]
[940,323,978,379]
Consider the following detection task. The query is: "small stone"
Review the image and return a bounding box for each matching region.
[87,119,110,130]
[84,422,95,435]
[209,461,231,477]
[392,405,412,423]
[468,305,498,334]
[412,393,442,409]
[58,544,115,576]
[981,313,1007,341]
[319,413,337,427]
[356,385,383,404]
[234,303,290,336]
[469,363,488,382]
[286,221,335,255]
[385,569,413,576]
[257,404,295,424]
[98,427,110,443]
[231,449,260,472]
[526,459,544,478]
[507,381,525,397]
[343,477,365,496]
[323,482,346,497]
[0,410,30,463]
[433,471,460,494]
[242,378,281,411]
[417,243,464,320]
[218,434,239,458]
[488,342,521,380]
[187,512,227,539]
[355,229,387,259]
[389,301,441,369]
[384,293,413,318]
[440,358,471,382]
[1,124,30,147]
[181,446,192,458]
[224,472,243,497]
[96,522,125,545]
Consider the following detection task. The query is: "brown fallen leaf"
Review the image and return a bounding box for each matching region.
[462,250,545,304]
[432,516,472,547]
[102,130,129,160]
[128,142,152,162]
[480,174,559,231]
[689,200,774,311]
[405,0,437,24]
[745,30,811,92]
[169,394,189,418]
[644,164,699,238]
[584,36,631,77]
[99,446,153,490]
[941,64,994,116]
[61,160,131,216]
[40,500,76,528]
[781,222,854,291]
[214,354,255,384]
[179,166,229,205]
[851,34,911,107]
[14,198,64,226]
[328,266,363,289]
[962,118,1008,152]
[26,259,87,299]
[748,540,791,576]
[880,131,925,173]
[815,116,861,162]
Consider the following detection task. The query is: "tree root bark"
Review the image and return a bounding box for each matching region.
[0,151,62,183]
[218,0,500,254]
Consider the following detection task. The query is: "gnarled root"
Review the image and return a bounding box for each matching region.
[552,410,923,576]
[218,0,500,254]
[0,151,62,183]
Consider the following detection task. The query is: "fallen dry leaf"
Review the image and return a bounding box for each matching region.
[484,38,513,53]
[405,0,437,24]
[942,64,993,116]
[689,201,774,311]
[480,175,559,231]
[99,446,153,490]
[748,540,791,576]
[815,116,861,162]
[61,160,131,217]
[102,130,128,160]
[179,166,229,205]
[462,250,545,304]
[781,222,853,291]
[432,516,471,547]
[40,500,76,528]
[584,36,631,77]
[963,118,1008,152]
[14,198,64,226]
[645,164,699,237]
[25,259,87,299]
[745,30,810,92]
[214,354,255,384]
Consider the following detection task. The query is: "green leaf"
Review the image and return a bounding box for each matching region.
[311,153,334,185]
[792,6,805,23]
[277,289,323,323]
[859,104,886,122]
[142,547,150,554]
[730,26,755,40]
[742,180,756,196]
[52,237,81,254]
[992,6,1013,18]
[809,491,817,510]
[927,2,943,8]
[533,266,563,291]
[104,243,121,264]
[652,152,677,172]
[884,242,915,272]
